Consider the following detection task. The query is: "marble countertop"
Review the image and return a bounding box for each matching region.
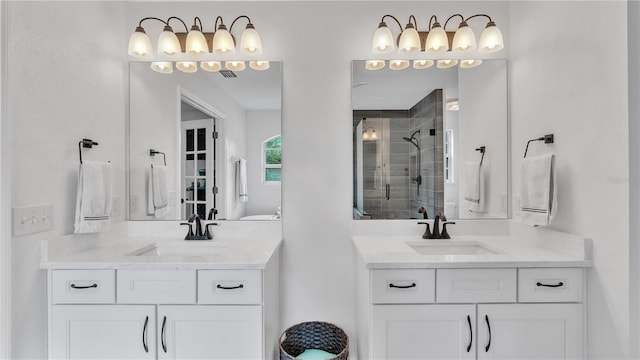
[40,235,283,270]
[353,235,592,269]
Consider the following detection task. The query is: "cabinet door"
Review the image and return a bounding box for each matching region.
[371,304,475,360]
[158,305,262,360]
[51,305,155,360]
[477,304,582,360]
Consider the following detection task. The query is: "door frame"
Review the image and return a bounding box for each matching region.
[178,88,226,219]
[0,0,11,357]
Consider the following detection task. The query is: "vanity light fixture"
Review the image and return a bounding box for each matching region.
[370,13,504,56]
[128,15,268,74]
[176,61,198,73]
[249,60,270,71]
[437,59,458,69]
[446,98,459,111]
[389,59,410,70]
[365,60,386,70]
[460,59,482,68]
[362,127,378,140]
[150,61,173,74]
[413,59,434,69]
[225,60,246,71]
[201,60,222,72]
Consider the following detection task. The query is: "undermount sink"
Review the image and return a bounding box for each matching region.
[131,243,226,257]
[406,240,501,256]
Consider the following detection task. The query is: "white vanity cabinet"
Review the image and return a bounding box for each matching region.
[357,266,586,360]
[47,261,279,360]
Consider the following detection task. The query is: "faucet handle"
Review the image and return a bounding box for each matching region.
[441,222,456,239]
[180,222,194,239]
[418,221,432,239]
[204,222,219,239]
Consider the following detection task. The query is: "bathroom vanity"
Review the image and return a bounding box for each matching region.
[40,225,282,360]
[353,224,591,360]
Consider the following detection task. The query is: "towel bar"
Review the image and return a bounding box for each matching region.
[78,139,99,164]
[475,146,486,166]
[523,134,554,158]
[149,149,167,166]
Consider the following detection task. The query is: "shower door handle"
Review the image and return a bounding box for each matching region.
[385,184,390,200]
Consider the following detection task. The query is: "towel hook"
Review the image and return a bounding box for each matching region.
[475,146,486,166]
[149,149,167,166]
[523,134,554,158]
[78,139,99,164]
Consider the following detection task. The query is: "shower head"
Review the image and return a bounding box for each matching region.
[402,130,421,148]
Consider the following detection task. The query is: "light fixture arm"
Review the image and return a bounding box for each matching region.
[229,15,253,33]
[167,16,188,32]
[464,14,493,23]
[380,14,403,32]
[428,15,440,30]
[214,15,225,30]
[407,15,418,29]
[193,16,204,30]
[443,13,464,30]
[137,17,169,28]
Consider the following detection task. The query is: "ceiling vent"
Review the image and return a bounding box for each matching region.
[219,70,237,78]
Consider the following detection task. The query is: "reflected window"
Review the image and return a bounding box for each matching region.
[445,129,454,183]
[263,135,282,182]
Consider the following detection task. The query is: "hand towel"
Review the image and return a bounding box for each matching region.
[236,158,249,202]
[147,165,169,218]
[520,153,557,226]
[465,161,484,212]
[74,161,112,234]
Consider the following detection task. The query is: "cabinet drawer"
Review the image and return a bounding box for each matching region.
[52,270,115,304]
[198,270,262,304]
[371,269,435,304]
[117,270,196,304]
[436,268,516,303]
[518,268,583,303]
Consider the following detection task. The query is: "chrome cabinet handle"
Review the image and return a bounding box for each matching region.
[161,316,167,353]
[385,184,390,200]
[485,315,492,352]
[142,316,149,353]
[70,283,97,289]
[467,315,472,353]
[537,281,564,288]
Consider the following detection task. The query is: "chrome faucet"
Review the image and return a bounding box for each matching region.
[180,214,218,240]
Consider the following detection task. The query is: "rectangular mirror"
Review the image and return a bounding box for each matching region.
[129,61,282,221]
[352,60,507,220]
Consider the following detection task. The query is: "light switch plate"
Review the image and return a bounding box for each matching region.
[12,203,53,236]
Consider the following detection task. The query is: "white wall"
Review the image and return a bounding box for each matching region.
[509,2,629,358]
[0,1,9,357]
[629,0,640,356]
[7,2,127,358]
[246,110,281,216]
[458,60,508,219]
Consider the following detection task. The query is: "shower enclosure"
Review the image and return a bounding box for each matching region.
[353,90,444,220]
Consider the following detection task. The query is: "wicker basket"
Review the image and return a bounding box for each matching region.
[279,321,349,360]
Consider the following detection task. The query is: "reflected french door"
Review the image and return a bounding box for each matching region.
[181,119,216,220]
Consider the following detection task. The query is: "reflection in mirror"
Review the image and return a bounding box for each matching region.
[129,61,282,221]
[352,60,507,220]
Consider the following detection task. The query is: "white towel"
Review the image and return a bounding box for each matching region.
[465,161,484,212]
[520,153,557,226]
[74,161,112,234]
[147,165,169,218]
[236,158,248,202]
